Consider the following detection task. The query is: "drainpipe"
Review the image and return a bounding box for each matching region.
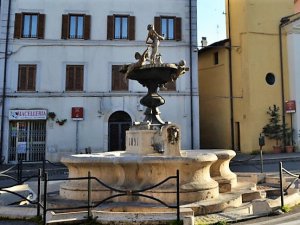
[279,20,287,147]
[0,0,12,164]
[227,0,235,150]
[189,0,194,148]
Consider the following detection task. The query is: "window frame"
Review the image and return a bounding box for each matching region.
[214,52,219,65]
[18,64,36,92]
[161,17,175,40]
[61,14,91,40]
[107,15,135,40]
[155,16,181,41]
[114,15,129,39]
[69,14,85,39]
[65,65,84,92]
[14,13,45,39]
[22,13,38,38]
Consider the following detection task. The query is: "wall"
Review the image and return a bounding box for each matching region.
[287,19,300,151]
[0,0,199,162]
[226,0,294,153]
[198,43,231,149]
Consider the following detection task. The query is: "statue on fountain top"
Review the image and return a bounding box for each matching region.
[146,24,165,64]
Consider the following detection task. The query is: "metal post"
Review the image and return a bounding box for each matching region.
[17,159,22,184]
[43,172,48,225]
[76,121,79,154]
[88,171,92,219]
[260,146,264,173]
[259,133,265,173]
[176,170,180,222]
[279,162,284,208]
[37,169,42,217]
[42,157,46,177]
[291,114,294,145]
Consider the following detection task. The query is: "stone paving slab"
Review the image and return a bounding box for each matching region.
[0,221,37,225]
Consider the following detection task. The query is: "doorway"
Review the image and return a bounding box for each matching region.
[108,111,132,151]
[8,120,46,162]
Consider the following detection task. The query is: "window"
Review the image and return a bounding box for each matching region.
[14,13,45,39]
[112,65,128,91]
[18,65,36,91]
[214,52,219,65]
[265,73,275,85]
[62,14,91,40]
[107,15,135,40]
[114,16,128,39]
[66,65,84,91]
[155,16,181,41]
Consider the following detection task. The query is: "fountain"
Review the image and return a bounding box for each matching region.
[60,25,238,214]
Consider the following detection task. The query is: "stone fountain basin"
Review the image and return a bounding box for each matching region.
[60,151,221,204]
[127,64,178,84]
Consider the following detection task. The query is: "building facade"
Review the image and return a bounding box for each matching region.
[198,0,294,153]
[287,15,300,151]
[0,0,199,163]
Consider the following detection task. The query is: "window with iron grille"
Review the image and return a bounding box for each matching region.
[62,14,91,40]
[107,15,135,40]
[111,65,128,91]
[154,16,182,41]
[14,13,45,39]
[18,65,36,91]
[66,65,84,91]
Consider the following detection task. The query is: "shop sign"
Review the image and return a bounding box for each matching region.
[9,109,47,120]
[71,107,84,120]
[285,100,296,114]
[17,142,27,154]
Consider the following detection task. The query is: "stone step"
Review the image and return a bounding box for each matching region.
[47,207,194,224]
[181,192,242,215]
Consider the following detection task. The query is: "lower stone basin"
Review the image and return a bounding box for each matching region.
[60,151,220,204]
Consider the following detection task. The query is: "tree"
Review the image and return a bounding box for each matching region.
[262,105,282,147]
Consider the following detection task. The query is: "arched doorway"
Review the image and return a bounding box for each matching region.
[108,111,132,151]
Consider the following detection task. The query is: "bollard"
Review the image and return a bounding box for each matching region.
[279,162,284,208]
[88,171,92,219]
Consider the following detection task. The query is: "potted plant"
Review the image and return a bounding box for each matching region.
[284,128,294,153]
[48,112,56,120]
[262,105,283,153]
[56,119,67,126]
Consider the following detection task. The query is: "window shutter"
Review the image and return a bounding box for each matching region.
[27,66,36,90]
[14,13,22,39]
[18,66,25,90]
[75,66,84,90]
[107,15,114,40]
[84,15,91,40]
[128,16,135,40]
[61,14,69,39]
[175,17,182,41]
[37,14,45,39]
[66,66,71,90]
[154,17,161,35]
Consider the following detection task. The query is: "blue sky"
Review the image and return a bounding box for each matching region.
[197,0,227,46]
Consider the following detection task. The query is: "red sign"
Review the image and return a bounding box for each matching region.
[285,100,296,114]
[72,107,84,120]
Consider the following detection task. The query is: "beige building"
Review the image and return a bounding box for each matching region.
[199,0,294,153]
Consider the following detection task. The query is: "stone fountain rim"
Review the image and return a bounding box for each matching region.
[61,152,218,164]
